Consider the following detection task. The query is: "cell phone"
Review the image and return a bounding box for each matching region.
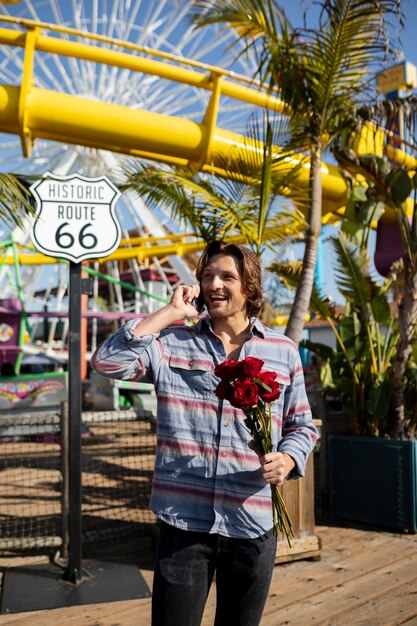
[193,292,205,314]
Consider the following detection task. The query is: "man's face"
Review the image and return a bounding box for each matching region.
[200,253,247,320]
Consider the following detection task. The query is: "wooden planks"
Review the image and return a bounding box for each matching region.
[1,524,417,625]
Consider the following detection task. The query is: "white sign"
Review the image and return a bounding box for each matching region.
[30,172,121,263]
[376,62,417,95]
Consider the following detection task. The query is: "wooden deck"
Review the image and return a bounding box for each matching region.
[1,522,417,625]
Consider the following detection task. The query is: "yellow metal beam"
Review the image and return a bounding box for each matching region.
[18,25,38,156]
[0,26,286,114]
[0,224,304,266]
[0,83,348,216]
[0,234,233,266]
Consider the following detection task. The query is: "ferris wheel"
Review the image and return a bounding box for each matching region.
[0,0,259,171]
[0,0,263,351]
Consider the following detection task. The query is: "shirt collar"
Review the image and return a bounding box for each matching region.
[198,315,266,338]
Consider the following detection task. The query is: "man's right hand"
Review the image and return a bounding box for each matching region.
[133,283,201,337]
[170,284,201,318]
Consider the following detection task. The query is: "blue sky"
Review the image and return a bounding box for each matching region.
[284,0,417,83]
[397,0,417,67]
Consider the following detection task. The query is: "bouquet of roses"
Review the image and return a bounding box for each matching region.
[214,356,294,546]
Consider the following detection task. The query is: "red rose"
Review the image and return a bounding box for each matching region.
[214,379,233,401]
[257,370,277,388]
[259,380,281,402]
[241,356,264,378]
[229,378,259,408]
[214,358,243,381]
[257,370,280,402]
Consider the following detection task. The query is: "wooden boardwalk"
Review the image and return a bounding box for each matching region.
[1,522,417,625]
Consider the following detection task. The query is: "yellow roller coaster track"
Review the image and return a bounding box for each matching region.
[0,15,416,267]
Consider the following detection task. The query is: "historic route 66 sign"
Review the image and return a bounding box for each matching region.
[30,172,121,263]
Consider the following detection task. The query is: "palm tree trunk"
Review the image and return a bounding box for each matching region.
[390,273,417,438]
[285,144,322,345]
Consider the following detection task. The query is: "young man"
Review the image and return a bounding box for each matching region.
[92,241,318,626]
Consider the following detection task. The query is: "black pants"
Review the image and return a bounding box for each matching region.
[152,522,277,626]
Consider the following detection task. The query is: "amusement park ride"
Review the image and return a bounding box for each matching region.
[0,0,416,377]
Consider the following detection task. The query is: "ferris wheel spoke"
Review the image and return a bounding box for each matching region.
[22,0,39,21]
[70,0,85,34]
[108,0,132,42]
[48,0,66,32]
[152,4,193,50]
[118,0,144,43]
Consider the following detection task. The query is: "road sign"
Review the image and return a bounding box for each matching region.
[30,172,121,263]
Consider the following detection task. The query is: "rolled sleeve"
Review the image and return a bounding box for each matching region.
[277,352,319,479]
[91,319,158,381]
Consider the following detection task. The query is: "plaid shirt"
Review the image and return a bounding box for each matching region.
[92,316,318,539]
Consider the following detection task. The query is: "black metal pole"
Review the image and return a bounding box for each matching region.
[63,261,83,584]
[60,400,69,560]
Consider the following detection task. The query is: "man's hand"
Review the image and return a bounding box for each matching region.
[170,284,201,318]
[134,283,201,337]
[259,452,295,485]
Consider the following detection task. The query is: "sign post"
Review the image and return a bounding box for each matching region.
[30,172,121,584]
[66,260,83,583]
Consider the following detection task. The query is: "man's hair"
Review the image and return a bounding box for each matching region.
[195,241,263,317]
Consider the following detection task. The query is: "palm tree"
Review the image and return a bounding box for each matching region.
[276,91,417,439]
[331,104,417,438]
[191,0,403,344]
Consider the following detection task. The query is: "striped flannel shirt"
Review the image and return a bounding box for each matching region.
[91,316,319,539]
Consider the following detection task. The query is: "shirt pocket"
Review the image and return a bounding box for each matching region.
[275,370,291,389]
[160,353,215,398]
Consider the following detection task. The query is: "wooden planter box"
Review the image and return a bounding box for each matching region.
[275,453,321,563]
[328,435,417,533]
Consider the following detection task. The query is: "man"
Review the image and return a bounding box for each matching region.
[92,241,318,626]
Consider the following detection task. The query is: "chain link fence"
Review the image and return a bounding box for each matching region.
[0,407,157,554]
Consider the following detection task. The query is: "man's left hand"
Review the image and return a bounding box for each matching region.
[259,452,295,485]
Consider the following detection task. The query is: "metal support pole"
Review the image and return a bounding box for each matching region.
[63,261,83,584]
[60,400,69,560]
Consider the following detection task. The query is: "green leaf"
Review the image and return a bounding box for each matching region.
[319,360,335,389]
[366,379,391,421]
[386,169,412,206]
[300,339,334,362]
[0,174,37,228]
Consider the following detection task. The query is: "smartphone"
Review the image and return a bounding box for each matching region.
[193,292,205,314]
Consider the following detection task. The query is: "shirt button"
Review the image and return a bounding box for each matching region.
[189,359,194,366]
[221,452,226,457]
[224,422,229,427]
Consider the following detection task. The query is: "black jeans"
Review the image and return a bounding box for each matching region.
[152,522,277,626]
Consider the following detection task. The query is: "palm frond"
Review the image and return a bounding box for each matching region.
[191,0,288,84]
[331,232,373,307]
[214,108,310,220]
[122,152,304,251]
[330,232,391,327]
[267,259,339,322]
[357,96,417,151]
[0,174,37,229]
[191,0,283,46]
[307,0,403,92]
